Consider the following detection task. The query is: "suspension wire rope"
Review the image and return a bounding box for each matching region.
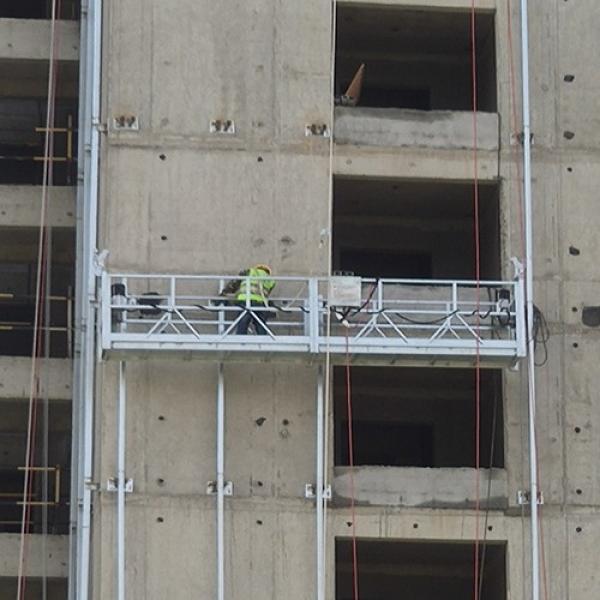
[321,2,338,600]
[478,383,499,600]
[469,3,483,599]
[16,2,60,599]
[344,329,359,600]
[506,1,526,261]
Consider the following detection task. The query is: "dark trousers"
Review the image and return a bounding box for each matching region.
[236,301,271,335]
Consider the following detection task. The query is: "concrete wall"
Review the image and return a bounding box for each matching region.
[91,1,600,600]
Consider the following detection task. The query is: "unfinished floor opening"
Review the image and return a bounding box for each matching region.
[336,539,506,600]
[334,367,503,469]
[335,6,496,111]
[333,178,500,280]
[0,97,78,185]
[0,227,74,357]
[0,400,71,535]
[0,577,67,600]
[0,1,79,19]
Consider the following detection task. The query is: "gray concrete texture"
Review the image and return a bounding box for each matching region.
[0,357,72,400]
[0,186,76,228]
[334,107,500,151]
[0,19,79,62]
[0,534,68,578]
[90,0,600,599]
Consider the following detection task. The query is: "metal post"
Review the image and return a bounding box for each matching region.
[519,2,540,600]
[72,1,102,599]
[316,365,325,600]
[216,363,225,600]
[309,278,320,353]
[117,361,127,600]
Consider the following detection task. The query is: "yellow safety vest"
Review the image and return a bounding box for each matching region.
[236,268,275,305]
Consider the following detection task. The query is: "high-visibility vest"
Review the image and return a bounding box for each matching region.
[236,267,275,305]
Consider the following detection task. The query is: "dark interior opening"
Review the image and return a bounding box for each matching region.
[333,177,500,280]
[336,7,497,111]
[0,1,79,19]
[0,98,78,185]
[336,539,506,600]
[0,401,71,535]
[0,228,75,358]
[334,367,504,469]
[0,577,67,600]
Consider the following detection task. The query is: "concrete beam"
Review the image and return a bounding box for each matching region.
[337,0,496,10]
[0,534,68,578]
[0,357,72,401]
[332,466,508,509]
[0,19,79,62]
[0,186,76,228]
[335,107,499,152]
[334,145,498,180]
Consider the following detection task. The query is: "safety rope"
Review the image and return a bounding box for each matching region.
[506,1,527,261]
[321,3,338,598]
[344,328,359,600]
[469,3,483,599]
[478,383,499,599]
[16,2,60,598]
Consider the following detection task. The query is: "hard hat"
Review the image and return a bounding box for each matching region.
[254,264,272,274]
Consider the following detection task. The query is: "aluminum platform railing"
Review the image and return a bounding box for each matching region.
[100,270,526,366]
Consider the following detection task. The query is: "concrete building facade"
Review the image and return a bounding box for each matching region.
[1,1,599,599]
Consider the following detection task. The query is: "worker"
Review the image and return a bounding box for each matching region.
[221,264,276,335]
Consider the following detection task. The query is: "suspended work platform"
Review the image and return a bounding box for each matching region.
[100,269,526,367]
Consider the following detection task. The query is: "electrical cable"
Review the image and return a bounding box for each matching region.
[531,305,550,367]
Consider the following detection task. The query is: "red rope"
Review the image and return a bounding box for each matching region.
[18,2,61,597]
[470,4,482,600]
[344,329,359,600]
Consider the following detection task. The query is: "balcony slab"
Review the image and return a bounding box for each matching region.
[0,19,79,62]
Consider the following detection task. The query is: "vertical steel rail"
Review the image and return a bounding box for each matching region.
[71,1,102,599]
[117,361,127,600]
[519,2,540,600]
[216,363,226,600]
[309,279,320,353]
[68,1,87,595]
[316,365,325,600]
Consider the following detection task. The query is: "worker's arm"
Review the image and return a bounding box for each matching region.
[220,270,248,295]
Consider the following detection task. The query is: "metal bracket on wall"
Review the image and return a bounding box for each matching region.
[511,131,535,146]
[106,478,134,493]
[305,124,330,138]
[517,489,544,506]
[209,119,235,134]
[206,481,234,496]
[112,115,140,131]
[84,478,101,492]
[304,483,332,501]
